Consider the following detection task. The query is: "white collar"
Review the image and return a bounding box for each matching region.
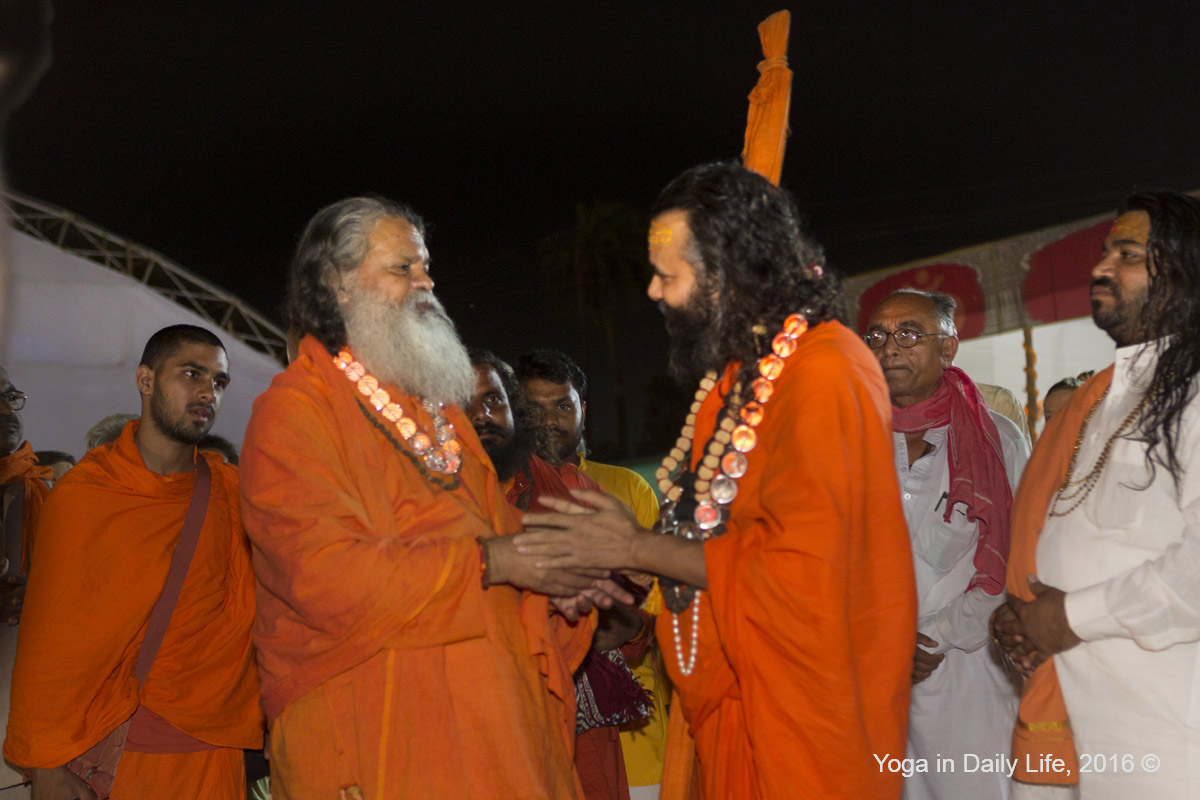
[1112,340,1163,397]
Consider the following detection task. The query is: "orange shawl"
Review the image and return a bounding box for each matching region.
[658,321,915,799]
[0,441,51,571]
[240,336,593,794]
[5,421,263,769]
[1006,366,1113,785]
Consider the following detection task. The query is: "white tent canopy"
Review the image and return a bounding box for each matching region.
[954,318,1114,434]
[3,218,284,458]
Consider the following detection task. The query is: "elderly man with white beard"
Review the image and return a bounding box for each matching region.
[239,196,631,799]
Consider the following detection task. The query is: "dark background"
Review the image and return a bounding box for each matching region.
[6,1,1200,459]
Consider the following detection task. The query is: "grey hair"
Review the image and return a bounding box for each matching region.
[86,412,139,451]
[286,196,426,354]
[885,288,958,336]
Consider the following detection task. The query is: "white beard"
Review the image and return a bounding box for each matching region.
[342,285,475,408]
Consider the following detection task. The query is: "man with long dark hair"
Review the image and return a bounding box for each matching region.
[516,162,917,798]
[995,190,1200,797]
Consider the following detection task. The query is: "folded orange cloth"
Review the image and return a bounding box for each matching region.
[1005,367,1113,785]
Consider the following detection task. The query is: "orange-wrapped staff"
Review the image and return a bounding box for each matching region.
[741,10,792,186]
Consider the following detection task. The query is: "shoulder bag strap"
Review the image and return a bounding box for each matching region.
[133,456,212,689]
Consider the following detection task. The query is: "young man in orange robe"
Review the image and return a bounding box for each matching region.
[517,163,917,799]
[239,197,631,799]
[6,325,264,799]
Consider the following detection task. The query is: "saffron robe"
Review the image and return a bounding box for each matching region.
[5,421,263,798]
[658,320,916,800]
[239,335,593,799]
[0,443,52,796]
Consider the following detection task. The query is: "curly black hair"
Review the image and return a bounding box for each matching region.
[514,348,588,401]
[1118,190,1200,491]
[467,347,520,406]
[286,196,426,354]
[649,162,845,385]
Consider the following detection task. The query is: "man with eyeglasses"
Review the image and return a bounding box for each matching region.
[0,365,50,799]
[865,289,1029,800]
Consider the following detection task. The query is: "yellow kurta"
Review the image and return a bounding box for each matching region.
[578,456,669,791]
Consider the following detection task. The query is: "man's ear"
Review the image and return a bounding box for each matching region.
[135,364,154,399]
[333,267,353,305]
[941,335,959,367]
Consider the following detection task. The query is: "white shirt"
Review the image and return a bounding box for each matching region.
[1037,343,1200,798]
[896,413,1029,650]
[898,409,1029,800]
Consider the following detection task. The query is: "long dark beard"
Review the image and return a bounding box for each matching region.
[1090,276,1150,347]
[662,293,724,386]
[478,423,535,482]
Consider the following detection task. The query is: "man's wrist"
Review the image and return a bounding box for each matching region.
[479,537,507,588]
[627,528,647,574]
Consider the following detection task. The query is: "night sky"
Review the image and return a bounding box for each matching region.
[5,1,1200,458]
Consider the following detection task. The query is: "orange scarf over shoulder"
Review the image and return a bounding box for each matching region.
[0,441,52,571]
[1007,366,1113,785]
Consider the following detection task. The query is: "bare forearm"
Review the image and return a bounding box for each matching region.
[631,532,707,589]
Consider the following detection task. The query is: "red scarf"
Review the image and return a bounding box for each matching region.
[891,367,1012,595]
[0,441,52,572]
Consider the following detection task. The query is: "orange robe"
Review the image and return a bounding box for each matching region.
[5,421,263,798]
[658,321,916,799]
[0,443,52,793]
[239,335,594,799]
[0,440,51,570]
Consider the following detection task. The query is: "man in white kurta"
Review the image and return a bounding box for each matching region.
[867,289,1028,800]
[993,192,1200,799]
[1035,344,1200,795]
[896,411,1027,799]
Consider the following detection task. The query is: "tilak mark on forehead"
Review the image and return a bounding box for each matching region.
[648,224,673,246]
[1109,213,1150,242]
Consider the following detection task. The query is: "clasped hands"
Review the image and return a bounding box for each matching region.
[488,489,643,621]
[989,576,1082,678]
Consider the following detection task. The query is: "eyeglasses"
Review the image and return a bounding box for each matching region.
[1,390,26,411]
[863,329,944,350]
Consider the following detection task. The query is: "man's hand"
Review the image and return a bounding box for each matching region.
[0,558,26,625]
[991,599,1039,677]
[1011,576,1082,660]
[912,633,946,684]
[550,579,637,622]
[516,490,642,572]
[31,765,97,800]
[484,536,601,596]
[592,603,643,651]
